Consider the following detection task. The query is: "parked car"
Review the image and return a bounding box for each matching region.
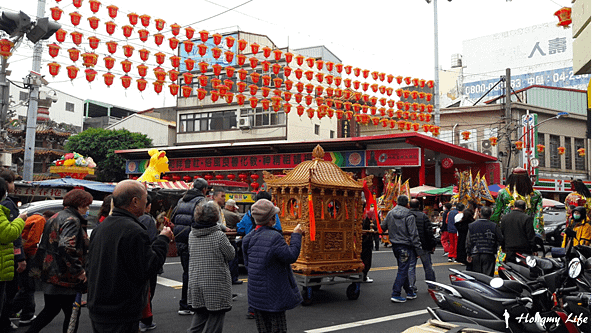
[19,199,104,235]
[542,204,567,247]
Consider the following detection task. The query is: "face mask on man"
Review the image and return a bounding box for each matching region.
[573,213,581,220]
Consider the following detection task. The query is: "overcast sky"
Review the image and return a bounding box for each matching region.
[2,0,584,111]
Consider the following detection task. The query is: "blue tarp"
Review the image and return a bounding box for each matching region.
[30,177,115,193]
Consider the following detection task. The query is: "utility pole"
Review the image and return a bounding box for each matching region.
[504,68,512,180]
[23,0,47,181]
[0,57,9,125]
[432,0,442,188]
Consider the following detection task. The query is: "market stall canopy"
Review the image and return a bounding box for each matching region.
[422,186,454,196]
[30,177,115,193]
[410,185,439,197]
[488,184,505,197]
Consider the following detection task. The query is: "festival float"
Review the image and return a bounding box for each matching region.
[49,152,96,179]
[263,145,371,305]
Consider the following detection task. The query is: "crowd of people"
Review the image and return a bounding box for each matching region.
[0,166,591,332]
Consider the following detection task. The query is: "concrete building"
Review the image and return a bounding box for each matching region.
[105,111,176,147]
[173,31,340,146]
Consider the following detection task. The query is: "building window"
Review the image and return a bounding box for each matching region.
[240,108,285,128]
[314,124,320,135]
[574,138,585,171]
[564,137,572,170]
[19,91,28,101]
[179,110,237,133]
[549,135,560,169]
[330,130,335,138]
[537,133,545,167]
[65,102,75,112]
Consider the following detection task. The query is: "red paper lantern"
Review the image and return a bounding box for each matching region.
[184,58,195,71]
[412,123,419,132]
[170,55,182,68]
[153,67,166,81]
[168,37,179,50]
[248,84,258,96]
[516,141,524,151]
[155,18,165,31]
[127,12,138,25]
[261,87,270,98]
[73,0,83,8]
[315,85,324,96]
[325,62,334,72]
[224,35,235,49]
[138,48,150,62]
[183,175,192,183]
[170,23,181,36]
[50,7,63,21]
[181,85,192,98]
[167,83,179,96]
[305,57,315,68]
[236,94,246,106]
[122,25,133,38]
[362,69,370,79]
[123,44,134,58]
[137,29,149,42]
[185,27,195,40]
[70,31,83,45]
[316,59,324,70]
[238,68,247,81]
[315,72,324,83]
[139,14,151,27]
[261,75,271,87]
[182,40,194,53]
[387,74,395,84]
[136,78,147,92]
[535,144,545,153]
[121,60,132,73]
[249,57,259,69]
[106,4,118,19]
[236,38,247,52]
[69,11,82,26]
[168,69,179,82]
[305,83,314,94]
[260,99,270,110]
[197,88,207,100]
[172,175,181,181]
[137,64,148,77]
[105,21,116,35]
[88,0,101,13]
[297,105,305,116]
[103,56,115,69]
[490,137,499,147]
[55,29,67,43]
[67,47,80,62]
[198,30,209,43]
[102,72,114,86]
[66,65,79,80]
[461,130,471,141]
[554,7,572,28]
[212,63,222,76]
[48,62,60,77]
[249,97,258,108]
[250,72,260,85]
[284,52,294,64]
[427,80,434,89]
[121,75,132,89]
[294,68,303,80]
[211,47,222,59]
[577,147,585,157]
[404,76,412,85]
[371,71,379,81]
[48,43,60,58]
[154,33,164,46]
[211,33,222,46]
[87,36,100,50]
[84,68,97,82]
[224,50,234,63]
[88,16,100,30]
[163,175,171,181]
[150,80,162,93]
[236,81,246,92]
[82,52,98,67]
[296,54,304,66]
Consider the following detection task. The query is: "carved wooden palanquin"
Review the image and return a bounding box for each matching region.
[264,145,371,275]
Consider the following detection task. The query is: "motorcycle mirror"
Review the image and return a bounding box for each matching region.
[490,277,504,288]
[568,258,582,279]
[526,256,537,268]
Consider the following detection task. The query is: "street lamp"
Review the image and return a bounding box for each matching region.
[0,5,61,181]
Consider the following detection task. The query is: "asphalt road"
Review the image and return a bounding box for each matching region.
[15,246,466,333]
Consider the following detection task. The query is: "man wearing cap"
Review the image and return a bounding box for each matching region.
[171,178,210,315]
[223,199,242,285]
[242,199,303,333]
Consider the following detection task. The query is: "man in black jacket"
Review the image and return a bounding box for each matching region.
[466,206,504,276]
[408,199,436,292]
[171,178,209,315]
[499,200,536,262]
[87,180,173,333]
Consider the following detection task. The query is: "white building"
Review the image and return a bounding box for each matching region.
[174,31,340,146]
[106,112,176,146]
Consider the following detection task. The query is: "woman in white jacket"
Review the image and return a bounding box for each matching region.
[187,201,235,333]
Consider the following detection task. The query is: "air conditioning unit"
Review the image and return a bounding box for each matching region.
[238,116,251,130]
[481,138,498,157]
[460,143,475,151]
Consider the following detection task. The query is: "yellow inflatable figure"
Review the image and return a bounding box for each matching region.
[138,148,170,182]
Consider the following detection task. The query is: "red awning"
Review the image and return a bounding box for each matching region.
[142,180,249,190]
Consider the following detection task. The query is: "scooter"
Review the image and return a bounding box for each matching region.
[448,268,523,299]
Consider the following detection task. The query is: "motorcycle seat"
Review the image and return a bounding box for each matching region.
[460,270,493,284]
[451,285,515,317]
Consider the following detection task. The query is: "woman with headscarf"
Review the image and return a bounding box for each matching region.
[187,201,235,333]
[27,189,92,333]
[243,199,303,333]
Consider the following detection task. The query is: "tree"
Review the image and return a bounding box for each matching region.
[65,128,153,182]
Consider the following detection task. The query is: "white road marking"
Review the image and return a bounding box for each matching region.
[157,276,182,288]
[304,309,428,333]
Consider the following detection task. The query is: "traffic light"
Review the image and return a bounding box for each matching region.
[0,11,32,38]
[27,17,61,43]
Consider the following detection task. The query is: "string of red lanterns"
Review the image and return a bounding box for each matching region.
[48,0,433,134]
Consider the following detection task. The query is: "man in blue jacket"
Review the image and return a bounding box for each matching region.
[466,206,504,276]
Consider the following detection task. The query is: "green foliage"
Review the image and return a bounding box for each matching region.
[65,128,152,182]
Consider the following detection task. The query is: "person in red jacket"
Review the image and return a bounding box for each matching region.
[10,211,55,324]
